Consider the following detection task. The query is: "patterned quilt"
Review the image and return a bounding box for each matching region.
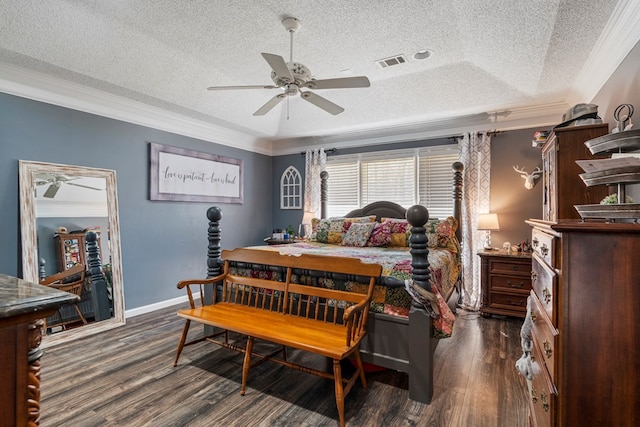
[240,242,460,337]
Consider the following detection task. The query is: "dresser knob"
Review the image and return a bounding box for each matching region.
[541,392,549,412]
[532,238,539,248]
[531,387,538,403]
[507,298,525,306]
[507,280,525,288]
[544,340,553,358]
[540,244,549,256]
[531,272,538,282]
[531,311,537,322]
[542,287,552,304]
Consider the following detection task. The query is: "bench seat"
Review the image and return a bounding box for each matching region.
[179,303,357,359]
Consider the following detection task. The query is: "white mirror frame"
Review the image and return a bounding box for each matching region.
[19,160,125,347]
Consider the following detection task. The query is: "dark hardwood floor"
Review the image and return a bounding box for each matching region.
[40,304,529,426]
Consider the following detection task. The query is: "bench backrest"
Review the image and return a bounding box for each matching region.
[218,248,382,328]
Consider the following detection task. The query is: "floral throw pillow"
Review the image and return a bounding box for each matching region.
[341,222,376,247]
[367,221,392,246]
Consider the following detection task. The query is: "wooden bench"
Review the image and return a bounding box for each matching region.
[173,248,382,427]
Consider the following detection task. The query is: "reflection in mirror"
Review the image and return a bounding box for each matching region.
[20,160,125,348]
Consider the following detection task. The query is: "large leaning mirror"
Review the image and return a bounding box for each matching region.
[20,160,125,348]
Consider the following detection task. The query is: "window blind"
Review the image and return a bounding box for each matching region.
[325,145,459,218]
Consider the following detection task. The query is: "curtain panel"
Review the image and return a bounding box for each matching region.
[458,132,491,311]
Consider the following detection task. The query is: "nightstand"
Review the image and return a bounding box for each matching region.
[264,237,300,245]
[478,249,532,318]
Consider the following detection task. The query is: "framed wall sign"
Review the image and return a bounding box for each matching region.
[149,142,243,204]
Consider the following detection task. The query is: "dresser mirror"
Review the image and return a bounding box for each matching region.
[19,160,125,347]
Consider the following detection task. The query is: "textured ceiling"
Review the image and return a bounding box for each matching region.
[1,1,638,153]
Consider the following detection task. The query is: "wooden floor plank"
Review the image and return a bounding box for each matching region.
[40,303,529,426]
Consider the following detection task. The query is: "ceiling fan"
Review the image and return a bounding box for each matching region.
[207,17,370,116]
[35,173,103,198]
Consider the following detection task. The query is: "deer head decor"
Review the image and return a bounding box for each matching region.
[513,165,542,190]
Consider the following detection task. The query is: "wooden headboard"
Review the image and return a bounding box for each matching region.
[344,201,406,222]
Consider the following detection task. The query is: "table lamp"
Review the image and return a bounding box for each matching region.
[300,210,315,238]
[477,213,500,249]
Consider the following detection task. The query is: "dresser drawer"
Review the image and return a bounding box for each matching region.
[530,291,558,383]
[529,331,557,427]
[489,258,531,276]
[531,228,556,269]
[531,254,556,325]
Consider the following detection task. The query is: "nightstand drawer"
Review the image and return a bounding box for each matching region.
[531,228,556,269]
[487,292,528,312]
[489,259,531,276]
[530,291,558,383]
[489,274,532,292]
[531,254,557,325]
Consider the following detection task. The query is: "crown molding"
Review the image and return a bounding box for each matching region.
[0,62,273,156]
[270,102,569,155]
[567,0,640,105]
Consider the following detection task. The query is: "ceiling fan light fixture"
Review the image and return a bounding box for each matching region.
[413,49,433,60]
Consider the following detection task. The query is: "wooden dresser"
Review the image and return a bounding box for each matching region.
[524,220,640,426]
[478,249,532,318]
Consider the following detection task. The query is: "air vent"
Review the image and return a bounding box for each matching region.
[375,54,408,68]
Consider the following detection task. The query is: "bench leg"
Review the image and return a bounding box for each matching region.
[173,319,191,367]
[240,336,254,396]
[352,350,367,388]
[332,359,346,427]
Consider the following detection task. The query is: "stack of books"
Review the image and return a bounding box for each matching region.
[532,130,549,148]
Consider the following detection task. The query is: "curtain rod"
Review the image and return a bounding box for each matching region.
[299,148,338,156]
[448,130,505,140]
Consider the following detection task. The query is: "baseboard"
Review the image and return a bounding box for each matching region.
[125,295,190,318]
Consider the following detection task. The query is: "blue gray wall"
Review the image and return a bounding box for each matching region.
[0,92,272,310]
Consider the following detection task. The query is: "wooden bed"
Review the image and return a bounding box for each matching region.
[202,161,463,404]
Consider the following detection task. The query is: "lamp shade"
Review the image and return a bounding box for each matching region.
[477,213,500,231]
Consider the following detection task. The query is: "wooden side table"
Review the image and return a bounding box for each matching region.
[0,274,78,426]
[478,249,532,318]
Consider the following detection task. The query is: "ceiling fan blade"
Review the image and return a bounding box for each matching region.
[67,182,103,191]
[43,183,60,198]
[262,53,293,83]
[300,92,345,115]
[304,76,371,90]
[207,85,279,91]
[253,94,287,116]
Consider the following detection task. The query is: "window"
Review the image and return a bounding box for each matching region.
[280,166,302,209]
[325,145,459,219]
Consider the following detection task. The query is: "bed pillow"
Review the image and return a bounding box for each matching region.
[425,219,441,249]
[314,216,377,244]
[436,216,460,253]
[382,218,411,247]
[315,218,345,243]
[341,222,376,247]
[367,221,392,246]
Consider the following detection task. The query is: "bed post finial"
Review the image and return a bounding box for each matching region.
[406,205,431,296]
[320,170,329,219]
[206,207,223,278]
[85,231,110,321]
